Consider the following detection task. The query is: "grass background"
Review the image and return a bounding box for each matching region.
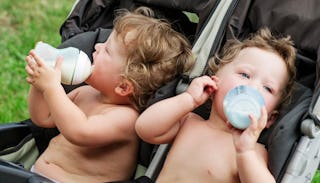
[0,0,74,122]
[0,0,319,182]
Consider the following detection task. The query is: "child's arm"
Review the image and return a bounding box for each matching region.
[231,107,276,183]
[26,50,81,131]
[27,86,55,127]
[43,86,139,146]
[26,51,139,146]
[136,76,217,144]
[25,52,58,128]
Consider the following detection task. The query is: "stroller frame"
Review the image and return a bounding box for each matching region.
[0,0,319,182]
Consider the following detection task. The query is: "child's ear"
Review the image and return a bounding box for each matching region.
[114,79,134,96]
[266,110,279,128]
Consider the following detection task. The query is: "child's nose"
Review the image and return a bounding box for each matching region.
[247,82,260,91]
[94,43,102,51]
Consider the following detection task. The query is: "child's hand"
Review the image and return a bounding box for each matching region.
[186,75,218,108]
[25,50,63,92]
[229,106,267,153]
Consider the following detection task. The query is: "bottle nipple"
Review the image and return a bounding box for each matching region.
[72,51,92,85]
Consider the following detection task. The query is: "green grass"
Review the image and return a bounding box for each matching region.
[0,1,319,182]
[0,0,74,122]
[314,171,320,183]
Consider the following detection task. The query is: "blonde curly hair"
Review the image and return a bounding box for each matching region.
[114,7,195,111]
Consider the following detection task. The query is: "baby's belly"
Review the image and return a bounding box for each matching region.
[34,135,132,182]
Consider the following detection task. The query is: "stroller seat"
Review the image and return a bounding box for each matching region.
[0,0,319,183]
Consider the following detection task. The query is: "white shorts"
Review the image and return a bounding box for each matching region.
[30,165,60,183]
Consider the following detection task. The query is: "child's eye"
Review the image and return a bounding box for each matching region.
[240,72,250,79]
[264,86,273,93]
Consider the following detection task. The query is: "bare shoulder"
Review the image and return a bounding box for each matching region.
[72,85,96,94]
[108,105,139,121]
[181,112,206,126]
[99,105,139,130]
[67,85,92,100]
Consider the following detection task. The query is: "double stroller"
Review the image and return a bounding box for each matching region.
[0,0,319,182]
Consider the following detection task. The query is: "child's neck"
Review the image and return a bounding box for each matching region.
[98,91,132,107]
[208,108,231,132]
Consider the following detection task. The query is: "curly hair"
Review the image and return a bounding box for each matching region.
[208,28,296,108]
[113,7,195,112]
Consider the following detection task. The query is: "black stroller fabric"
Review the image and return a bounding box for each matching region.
[0,0,319,182]
[223,0,319,89]
[60,0,198,43]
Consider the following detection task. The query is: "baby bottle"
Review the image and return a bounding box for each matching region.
[34,42,92,85]
[223,85,265,129]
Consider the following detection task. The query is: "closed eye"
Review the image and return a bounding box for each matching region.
[263,86,273,93]
[239,72,250,79]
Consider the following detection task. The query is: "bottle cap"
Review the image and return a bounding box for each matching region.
[71,51,92,85]
[223,85,265,129]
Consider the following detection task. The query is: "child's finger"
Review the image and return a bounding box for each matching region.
[25,65,34,75]
[258,106,268,129]
[248,114,258,129]
[54,56,63,70]
[204,84,215,95]
[248,106,267,133]
[25,55,38,71]
[29,50,45,67]
[26,77,34,84]
[25,55,34,64]
[202,76,218,92]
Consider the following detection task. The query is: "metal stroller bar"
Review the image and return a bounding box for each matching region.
[176,0,238,94]
[144,0,239,181]
[144,144,170,181]
[281,92,320,182]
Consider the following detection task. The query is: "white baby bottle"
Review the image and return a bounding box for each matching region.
[223,85,265,129]
[34,42,92,85]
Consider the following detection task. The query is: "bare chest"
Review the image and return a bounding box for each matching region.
[161,123,239,182]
